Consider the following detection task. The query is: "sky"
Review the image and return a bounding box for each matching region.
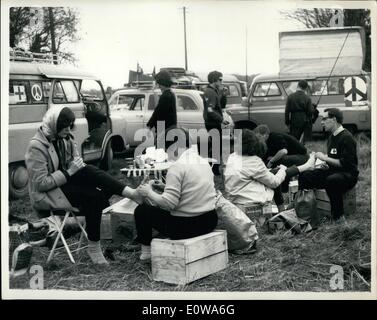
[71,0,307,89]
[3,0,374,88]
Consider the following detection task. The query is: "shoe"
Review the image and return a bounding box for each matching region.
[232,241,257,255]
[140,245,151,261]
[26,225,48,246]
[10,243,33,277]
[333,216,349,227]
[45,230,64,249]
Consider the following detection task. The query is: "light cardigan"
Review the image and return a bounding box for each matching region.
[224,153,286,205]
[161,148,216,217]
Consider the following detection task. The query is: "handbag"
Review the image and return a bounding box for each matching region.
[294,189,319,227]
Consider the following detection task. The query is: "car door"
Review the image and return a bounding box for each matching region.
[175,92,205,131]
[111,92,145,146]
[249,81,287,133]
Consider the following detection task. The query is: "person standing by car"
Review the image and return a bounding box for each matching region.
[147,70,177,145]
[25,106,142,265]
[285,80,314,143]
[203,71,229,175]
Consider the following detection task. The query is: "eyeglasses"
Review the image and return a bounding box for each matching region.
[218,78,223,82]
[321,116,333,121]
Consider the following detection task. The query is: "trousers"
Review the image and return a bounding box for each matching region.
[298,169,357,220]
[290,124,312,144]
[61,164,125,241]
[134,204,218,245]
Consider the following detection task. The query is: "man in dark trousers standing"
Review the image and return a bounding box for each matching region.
[285,80,314,143]
[298,108,358,224]
[203,71,228,175]
[147,70,177,144]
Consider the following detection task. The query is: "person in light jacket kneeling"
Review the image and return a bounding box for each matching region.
[224,129,315,212]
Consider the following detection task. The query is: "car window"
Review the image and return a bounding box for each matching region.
[52,80,79,103]
[61,80,79,102]
[80,80,104,100]
[253,82,281,97]
[282,81,299,96]
[148,95,156,110]
[29,81,50,104]
[226,84,239,97]
[112,94,144,111]
[176,95,197,111]
[117,95,133,110]
[308,80,328,96]
[52,81,67,103]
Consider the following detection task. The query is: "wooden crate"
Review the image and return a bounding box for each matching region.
[103,198,139,242]
[315,188,356,217]
[241,202,277,227]
[151,230,228,285]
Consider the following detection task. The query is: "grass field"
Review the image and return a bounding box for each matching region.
[8,134,372,292]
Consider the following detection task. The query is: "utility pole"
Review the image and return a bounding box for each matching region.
[48,7,57,64]
[182,6,188,70]
[245,26,248,94]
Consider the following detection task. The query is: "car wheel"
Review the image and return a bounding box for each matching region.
[9,164,29,199]
[99,141,113,171]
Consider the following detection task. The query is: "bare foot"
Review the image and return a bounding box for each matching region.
[298,153,316,172]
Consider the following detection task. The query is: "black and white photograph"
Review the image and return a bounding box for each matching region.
[1,0,376,301]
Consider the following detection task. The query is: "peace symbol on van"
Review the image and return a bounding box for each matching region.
[31,83,43,101]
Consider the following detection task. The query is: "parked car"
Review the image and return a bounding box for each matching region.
[108,85,234,150]
[8,49,118,199]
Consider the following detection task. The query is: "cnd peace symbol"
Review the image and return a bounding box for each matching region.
[31,84,43,101]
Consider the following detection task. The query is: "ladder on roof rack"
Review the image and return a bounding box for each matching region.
[9,48,61,64]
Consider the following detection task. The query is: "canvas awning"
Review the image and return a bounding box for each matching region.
[279,27,365,77]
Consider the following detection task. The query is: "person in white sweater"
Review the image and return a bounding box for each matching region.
[135,128,218,261]
[224,129,315,212]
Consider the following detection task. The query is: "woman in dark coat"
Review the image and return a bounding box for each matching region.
[147,70,177,144]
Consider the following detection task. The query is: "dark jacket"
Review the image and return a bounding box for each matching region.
[285,90,313,127]
[147,89,177,130]
[203,85,223,127]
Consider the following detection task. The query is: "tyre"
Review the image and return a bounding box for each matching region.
[9,164,29,199]
[99,141,113,171]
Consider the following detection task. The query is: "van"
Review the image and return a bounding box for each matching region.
[8,49,115,199]
[227,27,371,134]
[227,72,371,134]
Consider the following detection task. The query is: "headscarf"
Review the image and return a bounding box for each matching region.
[41,106,75,140]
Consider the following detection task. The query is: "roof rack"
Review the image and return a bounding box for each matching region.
[10,47,61,64]
[129,80,157,89]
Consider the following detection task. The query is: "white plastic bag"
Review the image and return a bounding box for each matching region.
[215,191,258,251]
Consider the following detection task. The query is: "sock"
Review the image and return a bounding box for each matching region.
[87,240,108,265]
[140,245,151,260]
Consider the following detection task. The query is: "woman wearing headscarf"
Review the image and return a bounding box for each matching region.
[25,106,141,265]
